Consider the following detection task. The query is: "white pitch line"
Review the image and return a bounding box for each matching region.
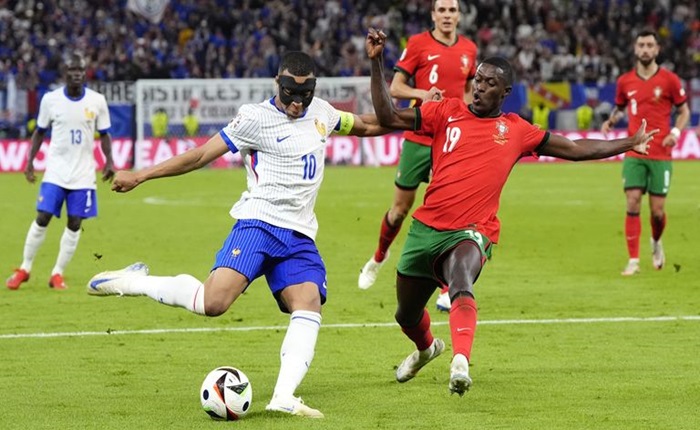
[1,315,699,340]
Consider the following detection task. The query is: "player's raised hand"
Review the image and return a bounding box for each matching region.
[111,170,140,193]
[422,86,444,103]
[630,119,659,155]
[366,28,387,59]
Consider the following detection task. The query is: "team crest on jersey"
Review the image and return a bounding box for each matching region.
[231,248,242,257]
[84,108,96,120]
[493,120,509,145]
[653,86,663,101]
[314,119,327,143]
[460,55,470,75]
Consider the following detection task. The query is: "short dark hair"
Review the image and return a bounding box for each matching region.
[431,0,460,11]
[278,51,315,77]
[65,52,86,68]
[635,29,659,43]
[481,57,514,86]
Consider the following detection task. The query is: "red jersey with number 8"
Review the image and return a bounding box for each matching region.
[614,68,687,160]
[412,98,548,243]
[394,31,478,146]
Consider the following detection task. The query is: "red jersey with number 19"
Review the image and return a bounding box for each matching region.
[412,98,548,243]
[614,68,687,160]
[394,31,478,146]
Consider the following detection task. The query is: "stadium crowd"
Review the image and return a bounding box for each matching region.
[0,0,697,94]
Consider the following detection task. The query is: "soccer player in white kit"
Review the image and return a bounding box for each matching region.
[87,51,390,418]
[6,53,114,290]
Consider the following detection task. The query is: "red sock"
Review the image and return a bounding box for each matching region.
[450,296,476,360]
[374,212,401,262]
[651,213,666,241]
[400,310,433,351]
[440,285,449,295]
[449,296,477,361]
[625,213,641,259]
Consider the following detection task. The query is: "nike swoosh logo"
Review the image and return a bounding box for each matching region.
[89,278,113,289]
[456,327,472,332]
[276,135,291,142]
[447,116,463,122]
[428,54,440,60]
[627,90,637,97]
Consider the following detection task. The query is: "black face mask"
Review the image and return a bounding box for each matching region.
[278,75,316,108]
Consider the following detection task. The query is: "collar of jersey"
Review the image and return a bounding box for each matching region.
[63,86,86,101]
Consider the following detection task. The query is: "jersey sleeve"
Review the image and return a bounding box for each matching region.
[36,94,51,130]
[219,104,260,153]
[394,36,420,77]
[614,76,627,107]
[320,99,340,138]
[417,99,449,136]
[669,73,688,106]
[96,94,111,133]
[521,120,549,155]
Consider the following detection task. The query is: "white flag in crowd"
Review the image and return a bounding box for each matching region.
[127,0,170,24]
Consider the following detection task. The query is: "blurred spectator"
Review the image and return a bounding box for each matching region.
[151,107,169,138]
[576,101,595,130]
[532,102,551,130]
[183,107,199,137]
[0,0,695,93]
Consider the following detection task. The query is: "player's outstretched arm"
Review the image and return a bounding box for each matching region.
[112,134,229,193]
[540,119,659,161]
[366,28,416,130]
[335,112,394,137]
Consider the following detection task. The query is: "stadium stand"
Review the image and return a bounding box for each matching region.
[0,0,697,135]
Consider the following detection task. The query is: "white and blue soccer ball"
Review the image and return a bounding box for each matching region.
[200,366,252,420]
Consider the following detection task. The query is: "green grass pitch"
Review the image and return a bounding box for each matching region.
[1,161,699,429]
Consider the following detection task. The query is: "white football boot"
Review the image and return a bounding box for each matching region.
[651,238,665,270]
[358,251,389,290]
[265,395,324,418]
[395,338,445,383]
[436,291,451,312]
[621,259,640,276]
[87,262,150,296]
[449,353,472,396]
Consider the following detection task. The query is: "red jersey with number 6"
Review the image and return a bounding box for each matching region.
[614,68,687,160]
[412,98,548,243]
[394,31,478,146]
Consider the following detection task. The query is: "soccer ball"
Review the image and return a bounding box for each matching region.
[200,366,253,420]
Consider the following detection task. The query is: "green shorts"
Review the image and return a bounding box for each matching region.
[397,219,493,283]
[622,157,672,196]
[395,139,431,190]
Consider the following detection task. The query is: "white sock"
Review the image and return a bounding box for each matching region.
[52,228,81,275]
[272,310,322,399]
[128,274,206,315]
[20,221,48,272]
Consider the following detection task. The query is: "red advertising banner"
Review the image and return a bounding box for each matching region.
[1,130,698,173]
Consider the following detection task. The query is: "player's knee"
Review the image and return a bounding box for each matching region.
[449,287,475,302]
[67,218,82,232]
[36,212,52,227]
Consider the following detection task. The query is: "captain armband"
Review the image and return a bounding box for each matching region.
[335,111,355,135]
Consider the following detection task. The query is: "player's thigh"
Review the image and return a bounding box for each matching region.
[621,157,649,192]
[36,182,67,218]
[395,139,432,190]
[397,220,491,283]
[266,233,326,313]
[203,267,250,312]
[646,160,672,196]
[65,188,98,218]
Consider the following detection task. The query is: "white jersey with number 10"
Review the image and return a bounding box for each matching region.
[219,97,340,241]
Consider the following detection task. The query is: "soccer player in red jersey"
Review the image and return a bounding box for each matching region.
[359,0,479,315]
[365,28,658,395]
[601,30,690,276]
